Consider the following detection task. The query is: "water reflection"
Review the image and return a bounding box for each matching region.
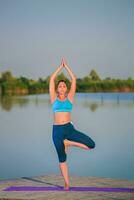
[0,94,50,111]
[83,100,134,112]
[0,93,134,112]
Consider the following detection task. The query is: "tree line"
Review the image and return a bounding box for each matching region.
[0,69,134,95]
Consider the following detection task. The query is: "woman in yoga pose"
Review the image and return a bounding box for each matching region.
[49,57,95,190]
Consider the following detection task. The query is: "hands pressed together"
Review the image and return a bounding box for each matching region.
[59,57,76,79]
[51,57,75,80]
[60,57,68,68]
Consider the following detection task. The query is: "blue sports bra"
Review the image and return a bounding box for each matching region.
[52,96,73,112]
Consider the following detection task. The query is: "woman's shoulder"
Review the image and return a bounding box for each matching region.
[50,95,57,104]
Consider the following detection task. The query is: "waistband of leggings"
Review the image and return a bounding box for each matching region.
[53,121,73,127]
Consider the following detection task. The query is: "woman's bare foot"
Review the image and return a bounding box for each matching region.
[64,139,70,154]
[64,182,70,190]
[64,139,90,153]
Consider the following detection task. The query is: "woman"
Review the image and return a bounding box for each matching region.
[49,57,95,190]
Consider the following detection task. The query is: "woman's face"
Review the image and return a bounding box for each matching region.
[57,81,67,96]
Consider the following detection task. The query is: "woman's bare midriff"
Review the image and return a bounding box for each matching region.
[53,112,72,125]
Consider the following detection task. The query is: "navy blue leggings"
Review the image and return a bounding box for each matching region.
[52,121,95,163]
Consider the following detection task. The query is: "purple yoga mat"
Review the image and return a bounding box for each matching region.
[3,186,134,192]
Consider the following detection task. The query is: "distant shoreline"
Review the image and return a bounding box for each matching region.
[0,70,134,95]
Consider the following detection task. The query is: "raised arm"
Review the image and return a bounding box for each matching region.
[49,60,63,104]
[63,58,77,100]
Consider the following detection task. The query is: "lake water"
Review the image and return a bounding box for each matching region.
[0,92,134,181]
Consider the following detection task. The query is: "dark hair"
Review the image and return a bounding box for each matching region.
[57,79,67,85]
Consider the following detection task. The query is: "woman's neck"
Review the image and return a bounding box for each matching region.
[58,94,66,100]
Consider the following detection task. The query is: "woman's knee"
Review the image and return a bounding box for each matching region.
[54,140,67,162]
[59,156,67,163]
[87,139,96,149]
[58,150,67,162]
[91,140,96,149]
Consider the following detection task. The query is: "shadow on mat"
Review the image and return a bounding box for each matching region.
[21,177,62,188]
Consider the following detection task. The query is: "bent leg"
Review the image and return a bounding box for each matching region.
[64,139,90,150]
[66,125,96,149]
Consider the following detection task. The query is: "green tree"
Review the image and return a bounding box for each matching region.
[88,69,101,81]
[1,71,14,82]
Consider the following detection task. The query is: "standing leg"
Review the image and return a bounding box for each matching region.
[52,128,70,190]
[59,162,70,190]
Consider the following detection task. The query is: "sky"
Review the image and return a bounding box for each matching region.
[0,0,134,80]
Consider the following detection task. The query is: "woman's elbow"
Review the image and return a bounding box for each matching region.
[72,76,77,80]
